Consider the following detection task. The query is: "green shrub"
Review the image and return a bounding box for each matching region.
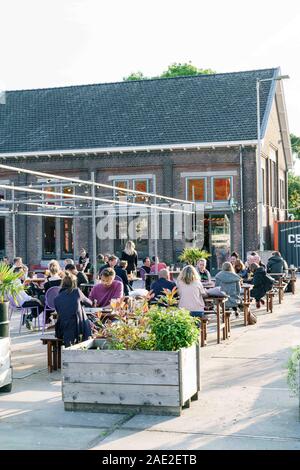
[287,346,300,396]
[148,306,200,351]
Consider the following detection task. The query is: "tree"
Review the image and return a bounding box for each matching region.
[123,71,148,81]
[290,133,300,158]
[123,62,215,81]
[160,62,215,78]
[288,172,300,219]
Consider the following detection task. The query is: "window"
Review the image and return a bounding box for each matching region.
[61,218,73,257]
[187,178,206,201]
[271,161,277,207]
[133,180,149,202]
[213,177,232,202]
[43,217,56,258]
[0,217,5,254]
[37,181,75,207]
[280,179,285,209]
[262,168,265,204]
[112,177,153,202]
[62,186,74,206]
[114,180,129,199]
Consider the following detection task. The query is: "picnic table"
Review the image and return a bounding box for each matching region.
[40,335,63,373]
[204,295,229,345]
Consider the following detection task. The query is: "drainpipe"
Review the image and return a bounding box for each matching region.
[239,146,245,260]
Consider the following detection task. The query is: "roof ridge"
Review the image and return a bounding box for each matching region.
[6,67,278,93]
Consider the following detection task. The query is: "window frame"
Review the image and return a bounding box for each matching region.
[211,176,233,203]
[185,177,207,202]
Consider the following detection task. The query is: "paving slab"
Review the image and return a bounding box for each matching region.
[95,429,300,450]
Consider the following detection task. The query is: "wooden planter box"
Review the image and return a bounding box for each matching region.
[0,337,12,392]
[62,339,201,416]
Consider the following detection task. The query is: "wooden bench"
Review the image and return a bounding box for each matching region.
[40,335,63,373]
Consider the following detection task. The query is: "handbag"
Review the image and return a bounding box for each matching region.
[248,310,257,325]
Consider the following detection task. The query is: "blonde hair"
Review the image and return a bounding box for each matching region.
[48,260,60,276]
[124,241,136,256]
[61,271,77,292]
[178,265,200,285]
[222,261,235,273]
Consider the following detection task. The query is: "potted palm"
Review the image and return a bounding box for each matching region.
[0,263,23,393]
[179,247,210,266]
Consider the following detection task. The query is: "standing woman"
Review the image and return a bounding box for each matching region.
[121,241,138,276]
[54,272,92,347]
[78,248,91,273]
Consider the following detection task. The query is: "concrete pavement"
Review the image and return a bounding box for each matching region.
[0,284,300,449]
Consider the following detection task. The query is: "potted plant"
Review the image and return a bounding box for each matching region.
[178,247,210,266]
[62,301,201,416]
[287,345,300,419]
[0,262,23,393]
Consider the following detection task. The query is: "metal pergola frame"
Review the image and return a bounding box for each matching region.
[0,164,196,278]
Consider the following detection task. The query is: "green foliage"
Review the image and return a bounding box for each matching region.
[149,306,200,351]
[291,133,300,159]
[160,62,215,78]
[179,247,211,266]
[0,263,23,303]
[287,346,300,396]
[103,302,199,351]
[158,287,179,307]
[123,62,215,81]
[123,71,148,81]
[288,172,300,219]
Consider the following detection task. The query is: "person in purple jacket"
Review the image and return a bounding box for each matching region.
[89,268,124,308]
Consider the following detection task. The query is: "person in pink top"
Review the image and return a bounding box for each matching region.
[150,256,167,273]
[177,265,207,319]
[89,268,124,307]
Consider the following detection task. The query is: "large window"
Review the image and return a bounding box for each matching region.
[37,181,75,207]
[61,218,73,257]
[43,217,56,258]
[213,177,232,202]
[187,178,206,201]
[271,161,277,207]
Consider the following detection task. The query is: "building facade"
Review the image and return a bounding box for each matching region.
[0,68,292,273]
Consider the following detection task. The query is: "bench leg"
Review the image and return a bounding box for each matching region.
[47,342,53,373]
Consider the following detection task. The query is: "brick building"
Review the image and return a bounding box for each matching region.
[0,68,292,274]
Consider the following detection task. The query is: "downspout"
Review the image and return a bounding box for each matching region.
[239,145,245,260]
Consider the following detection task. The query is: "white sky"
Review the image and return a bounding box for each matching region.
[0,0,299,138]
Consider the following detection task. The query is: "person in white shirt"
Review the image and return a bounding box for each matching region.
[177,265,207,318]
[10,280,43,330]
[12,257,28,281]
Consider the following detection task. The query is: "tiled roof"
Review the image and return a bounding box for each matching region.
[0,68,278,154]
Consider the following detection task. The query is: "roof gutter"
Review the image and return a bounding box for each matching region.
[0,140,258,159]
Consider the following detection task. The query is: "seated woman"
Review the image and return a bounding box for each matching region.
[234,259,248,280]
[10,279,44,330]
[177,265,207,319]
[249,263,275,308]
[89,268,124,308]
[44,260,63,292]
[215,262,242,316]
[54,272,92,347]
